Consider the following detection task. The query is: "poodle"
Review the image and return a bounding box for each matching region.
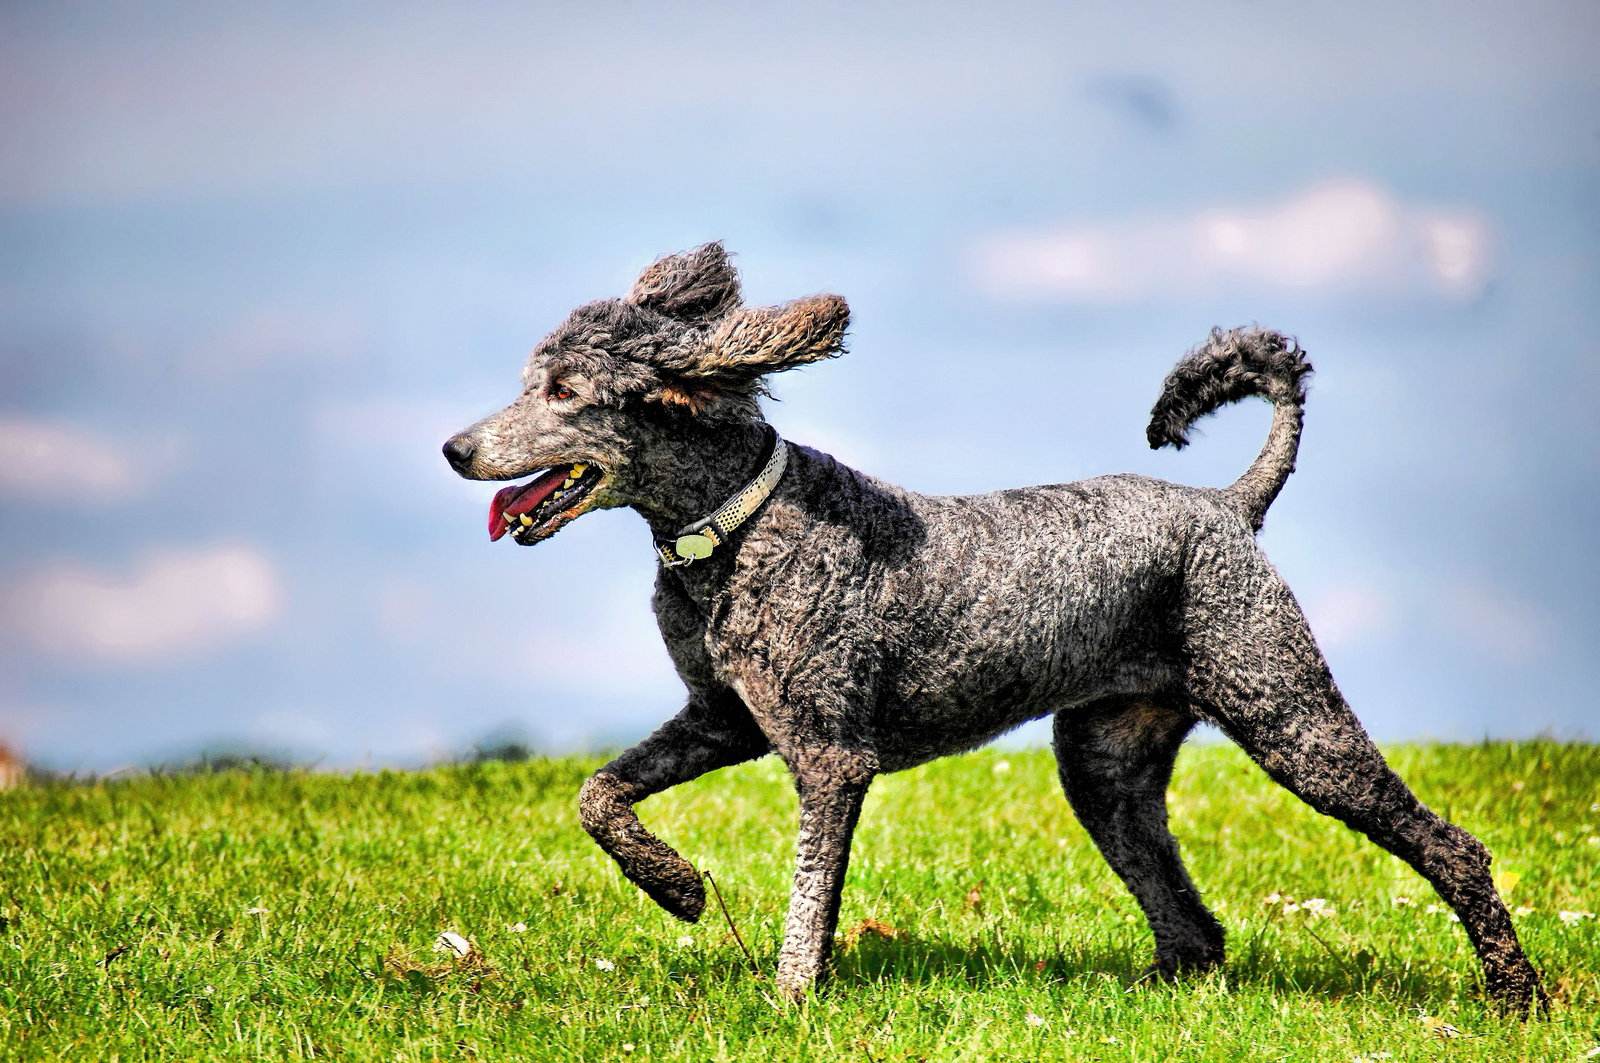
[443,243,1541,1008]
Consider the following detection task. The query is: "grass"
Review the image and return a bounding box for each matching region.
[2,742,1598,1061]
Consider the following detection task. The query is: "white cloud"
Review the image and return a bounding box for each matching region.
[1304,585,1393,649]
[10,547,282,663]
[972,179,1490,303]
[0,416,142,501]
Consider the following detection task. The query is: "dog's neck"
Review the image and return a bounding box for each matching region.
[626,418,776,547]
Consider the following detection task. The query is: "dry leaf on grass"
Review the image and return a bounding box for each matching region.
[383,936,496,987]
[841,918,907,948]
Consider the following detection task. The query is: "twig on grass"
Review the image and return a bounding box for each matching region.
[1302,924,1361,984]
[703,871,761,978]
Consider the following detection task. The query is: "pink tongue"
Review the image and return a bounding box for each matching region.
[487,466,571,541]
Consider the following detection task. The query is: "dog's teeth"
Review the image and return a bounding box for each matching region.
[570,463,588,477]
[519,514,533,527]
[561,478,575,489]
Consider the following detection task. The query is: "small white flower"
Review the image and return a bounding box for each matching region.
[1514,906,1534,917]
[1558,910,1594,928]
[1024,1012,1045,1027]
[1282,903,1301,915]
[203,985,214,996]
[1373,1054,1392,1060]
[1263,893,1283,905]
[595,957,615,971]
[622,1044,635,1054]
[243,907,269,915]
[433,932,471,958]
[1303,897,1335,919]
[1391,896,1414,908]
[510,922,527,933]
[1425,904,1444,915]
[1587,837,1599,846]
[1447,912,1460,922]
[993,760,1011,774]
[1100,1035,1119,1044]
[676,935,694,947]
[1583,1045,1600,1058]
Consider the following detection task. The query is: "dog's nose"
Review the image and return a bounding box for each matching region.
[443,435,477,472]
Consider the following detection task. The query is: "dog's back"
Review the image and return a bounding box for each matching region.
[716,444,1278,770]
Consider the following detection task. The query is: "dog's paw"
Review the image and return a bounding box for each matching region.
[634,859,705,923]
[1132,961,1175,985]
[1486,965,1548,1018]
[1137,945,1223,985]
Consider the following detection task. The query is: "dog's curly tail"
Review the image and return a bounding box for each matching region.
[1146,326,1313,532]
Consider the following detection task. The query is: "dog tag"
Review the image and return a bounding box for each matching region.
[674,533,715,560]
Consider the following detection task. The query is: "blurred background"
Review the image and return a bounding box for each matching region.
[1,0,1596,772]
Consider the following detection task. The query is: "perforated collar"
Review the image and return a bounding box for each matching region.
[655,428,788,568]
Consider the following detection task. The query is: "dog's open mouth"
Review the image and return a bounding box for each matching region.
[488,462,606,545]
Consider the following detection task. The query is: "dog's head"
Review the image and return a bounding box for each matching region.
[443,243,848,545]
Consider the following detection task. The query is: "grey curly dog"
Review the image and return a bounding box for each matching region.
[443,243,1541,1009]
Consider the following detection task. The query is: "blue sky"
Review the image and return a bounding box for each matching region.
[1,0,1596,769]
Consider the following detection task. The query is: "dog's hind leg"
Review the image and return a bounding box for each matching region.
[579,690,769,923]
[1053,697,1225,977]
[1187,575,1544,1010]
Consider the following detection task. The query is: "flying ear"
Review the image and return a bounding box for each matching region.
[625,242,742,323]
[683,294,850,384]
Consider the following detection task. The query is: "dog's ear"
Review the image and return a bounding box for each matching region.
[644,290,848,417]
[687,294,849,384]
[625,242,742,324]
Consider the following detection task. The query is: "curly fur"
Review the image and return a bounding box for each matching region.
[1147,326,1313,532]
[443,245,1543,1010]
[1146,326,1311,449]
[625,241,743,323]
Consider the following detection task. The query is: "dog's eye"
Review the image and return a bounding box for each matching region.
[552,383,574,402]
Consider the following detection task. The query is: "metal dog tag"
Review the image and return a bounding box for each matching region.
[674,533,716,560]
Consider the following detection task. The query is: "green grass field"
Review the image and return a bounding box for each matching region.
[3,742,1598,1061]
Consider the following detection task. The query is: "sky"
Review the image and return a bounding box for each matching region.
[0,0,1596,770]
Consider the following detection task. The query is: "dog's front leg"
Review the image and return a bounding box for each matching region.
[775,746,877,1002]
[579,692,768,922]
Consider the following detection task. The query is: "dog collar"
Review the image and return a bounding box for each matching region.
[655,428,788,568]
